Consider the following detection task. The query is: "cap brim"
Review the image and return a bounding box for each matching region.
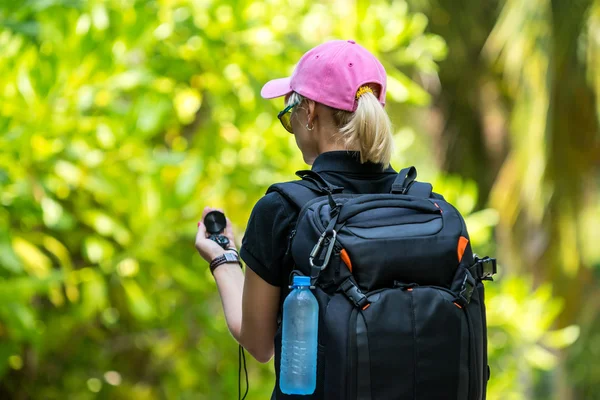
[261,77,292,99]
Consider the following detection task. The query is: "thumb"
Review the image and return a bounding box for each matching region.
[197,220,208,238]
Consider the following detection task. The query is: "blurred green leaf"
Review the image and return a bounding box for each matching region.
[122,279,155,321]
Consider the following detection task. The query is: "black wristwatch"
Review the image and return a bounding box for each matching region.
[210,250,242,274]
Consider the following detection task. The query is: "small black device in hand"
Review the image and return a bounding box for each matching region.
[204,210,231,249]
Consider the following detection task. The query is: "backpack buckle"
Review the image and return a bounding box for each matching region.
[340,278,371,310]
[479,256,497,281]
[309,230,337,271]
[457,270,476,307]
[470,255,497,282]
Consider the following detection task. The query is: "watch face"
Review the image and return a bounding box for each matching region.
[224,252,238,262]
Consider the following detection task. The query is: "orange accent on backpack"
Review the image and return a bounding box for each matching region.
[457,236,469,262]
[340,249,353,273]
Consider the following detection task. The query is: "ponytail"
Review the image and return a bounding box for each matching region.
[333,88,394,169]
[287,87,394,169]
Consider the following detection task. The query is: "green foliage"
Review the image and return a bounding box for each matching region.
[0,0,592,398]
[0,0,448,398]
[486,277,580,400]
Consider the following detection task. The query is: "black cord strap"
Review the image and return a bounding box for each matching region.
[209,250,242,274]
[238,345,248,399]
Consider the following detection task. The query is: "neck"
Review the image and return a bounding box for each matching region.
[315,127,358,154]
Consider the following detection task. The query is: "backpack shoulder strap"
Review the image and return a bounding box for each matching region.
[266,173,343,320]
[267,181,322,210]
[391,166,433,198]
[295,170,344,194]
[266,170,344,210]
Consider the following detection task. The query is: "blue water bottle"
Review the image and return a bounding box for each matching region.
[280,275,319,395]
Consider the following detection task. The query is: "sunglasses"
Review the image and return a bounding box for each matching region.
[277,100,300,133]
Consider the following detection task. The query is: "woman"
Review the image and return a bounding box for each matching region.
[195,40,399,398]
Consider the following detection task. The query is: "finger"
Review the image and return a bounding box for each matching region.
[201,206,212,220]
[197,221,210,239]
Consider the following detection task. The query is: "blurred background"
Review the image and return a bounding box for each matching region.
[0,0,599,399]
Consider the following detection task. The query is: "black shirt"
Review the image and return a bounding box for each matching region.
[240,150,398,287]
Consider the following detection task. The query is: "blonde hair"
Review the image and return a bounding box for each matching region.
[287,87,394,169]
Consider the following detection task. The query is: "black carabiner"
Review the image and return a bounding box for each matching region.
[309,230,337,271]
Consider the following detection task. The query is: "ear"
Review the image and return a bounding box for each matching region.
[306,99,317,125]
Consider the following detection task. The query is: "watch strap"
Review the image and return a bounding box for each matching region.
[210,251,241,274]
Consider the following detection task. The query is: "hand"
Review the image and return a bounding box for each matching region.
[195,206,238,263]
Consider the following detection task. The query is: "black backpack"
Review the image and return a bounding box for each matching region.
[267,167,497,400]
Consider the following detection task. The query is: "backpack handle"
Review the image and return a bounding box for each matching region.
[391,166,417,194]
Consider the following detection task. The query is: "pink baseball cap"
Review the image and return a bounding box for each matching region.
[261,40,387,112]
